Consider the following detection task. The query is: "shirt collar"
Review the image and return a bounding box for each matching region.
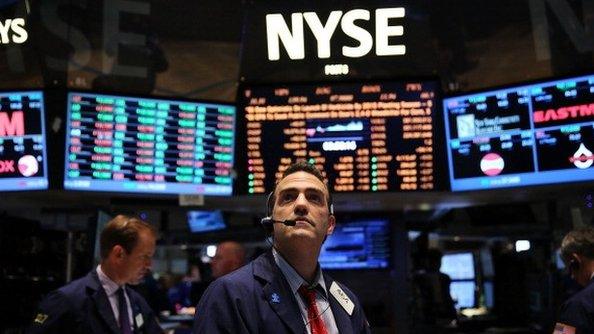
[96,264,123,297]
[272,248,328,298]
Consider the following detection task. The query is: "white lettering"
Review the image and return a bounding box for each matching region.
[265,8,407,61]
[0,20,11,44]
[341,9,373,58]
[266,13,305,60]
[11,18,28,44]
[375,8,405,56]
[303,11,342,58]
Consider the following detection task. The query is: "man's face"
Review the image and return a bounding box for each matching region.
[121,230,156,285]
[211,244,234,278]
[272,171,335,249]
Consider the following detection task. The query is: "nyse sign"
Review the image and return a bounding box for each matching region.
[266,8,406,61]
[0,18,27,44]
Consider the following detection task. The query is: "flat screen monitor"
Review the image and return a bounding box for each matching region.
[444,73,594,191]
[450,281,476,309]
[237,80,445,194]
[441,252,475,280]
[187,210,226,233]
[0,90,48,191]
[319,219,390,269]
[63,92,235,195]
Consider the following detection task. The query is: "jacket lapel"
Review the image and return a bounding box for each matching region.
[255,251,305,334]
[87,271,121,334]
[324,275,353,334]
[128,290,144,333]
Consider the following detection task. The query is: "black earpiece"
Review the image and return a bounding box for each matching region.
[569,259,580,271]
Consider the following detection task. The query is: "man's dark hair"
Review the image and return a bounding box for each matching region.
[267,160,333,215]
[100,214,157,259]
[560,226,594,262]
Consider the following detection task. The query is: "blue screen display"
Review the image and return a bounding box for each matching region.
[441,253,475,280]
[0,90,48,191]
[444,74,594,191]
[63,92,235,195]
[187,210,226,233]
[319,219,390,269]
[450,281,476,309]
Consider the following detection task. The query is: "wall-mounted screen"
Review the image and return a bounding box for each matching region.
[63,92,235,195]
[441,252,475,280]
[450,281,476,309]
[187,210,226,233]
[444,74,594,191]
[238,80,445,194]
[0,90,48,191]
[319,219,390,269]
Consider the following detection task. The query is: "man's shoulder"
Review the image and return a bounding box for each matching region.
[564,283,594,311]
[212,261,257,290]
[55,272,94,300]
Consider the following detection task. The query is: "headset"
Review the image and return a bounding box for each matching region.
[260,191,334,235]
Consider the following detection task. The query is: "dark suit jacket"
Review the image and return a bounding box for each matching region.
[193,251,371,334]
[27,270,163,334]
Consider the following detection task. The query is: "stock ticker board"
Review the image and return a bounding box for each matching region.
[0,91,48,191]
[444,74,594,191]
[63,92,235,195]
[237,81,445,194]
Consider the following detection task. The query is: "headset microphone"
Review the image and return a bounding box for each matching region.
[260,217,297,227]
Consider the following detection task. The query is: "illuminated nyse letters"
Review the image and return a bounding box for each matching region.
[266,8,405,61]
[0,18,28,44]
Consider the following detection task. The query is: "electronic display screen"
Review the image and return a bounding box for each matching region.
[238,80,445,193]
[63,92,235,195]
[187,210,226,233]
[441,252,475,280]
[0,90,48,191]
[319,219,390,269]
[450,281,476,309]
[444,74,594,191]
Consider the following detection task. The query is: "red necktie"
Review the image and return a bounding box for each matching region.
[298,285,328,334]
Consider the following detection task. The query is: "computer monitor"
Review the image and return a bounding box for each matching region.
[63,92,235,195]
[441,252,475,280]
[237,80,446,194]
[319,219,390,269]
[187,210,226,233]
[444,73,594,191]
[450,281,476,309]
[0,90,48,191]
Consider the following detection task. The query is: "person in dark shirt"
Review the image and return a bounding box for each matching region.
[554,226,594,334]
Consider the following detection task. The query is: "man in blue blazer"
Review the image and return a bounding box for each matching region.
[27,215,163,334]
[193,161,371,334]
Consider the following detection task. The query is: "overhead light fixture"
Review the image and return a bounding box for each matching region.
[515,240,530,252]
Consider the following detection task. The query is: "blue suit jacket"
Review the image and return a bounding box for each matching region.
[193,251,371,334]
[26,270,162,334]
[557,277,594,333]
